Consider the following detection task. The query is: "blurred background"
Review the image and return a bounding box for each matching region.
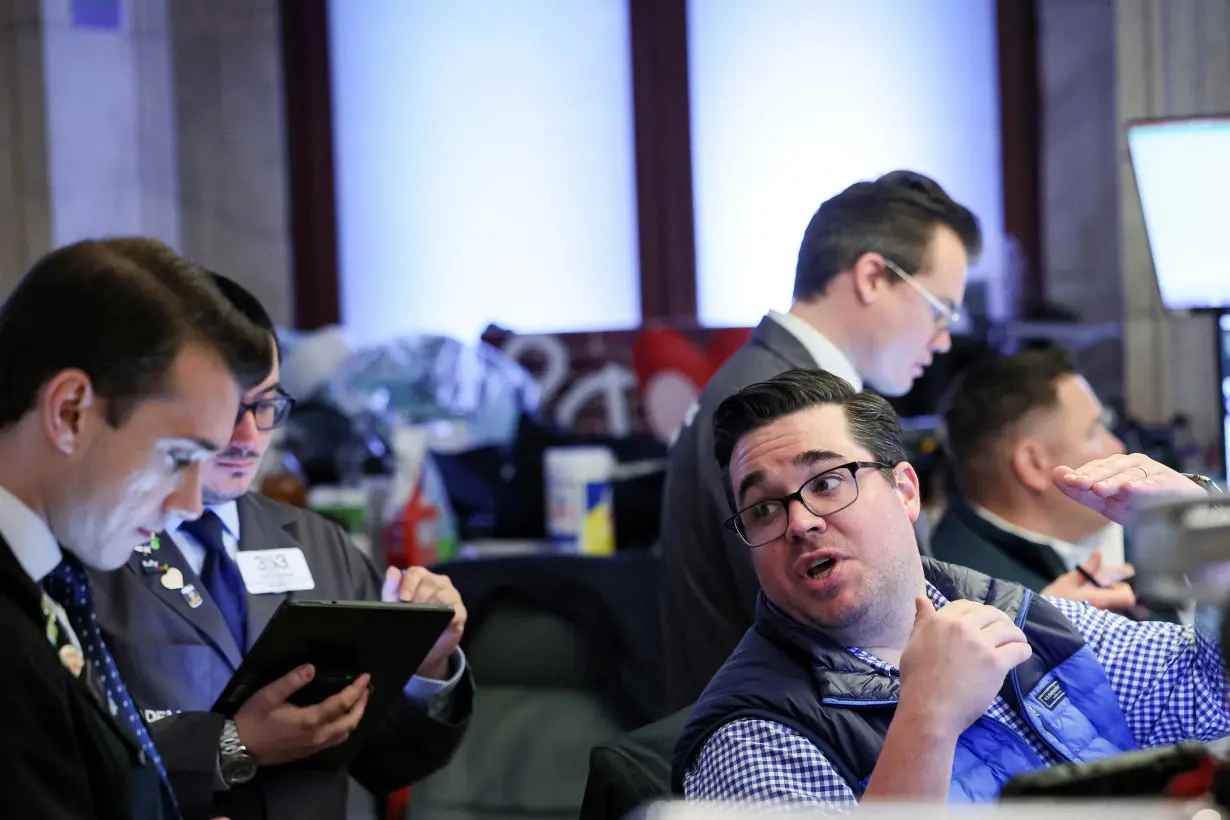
[3,0,1230,817]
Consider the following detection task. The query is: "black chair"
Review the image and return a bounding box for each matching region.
[409,553,664,820]
[578,707,693,820]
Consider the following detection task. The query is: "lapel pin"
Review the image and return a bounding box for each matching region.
[182,584,203,609]
[150,534,161,551]
[59,645,85,678]
[161,567,184,591]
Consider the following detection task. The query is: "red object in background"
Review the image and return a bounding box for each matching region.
[386,787,410,819]
[632,326,751,440]
[1167,754,1218,798]
[384,484,439,570]
[631,326,749,389]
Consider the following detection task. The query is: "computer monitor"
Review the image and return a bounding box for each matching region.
[1127,116,1230,310]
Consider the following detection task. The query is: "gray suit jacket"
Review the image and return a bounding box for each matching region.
[659,317,820,710]
[91,492,473,820]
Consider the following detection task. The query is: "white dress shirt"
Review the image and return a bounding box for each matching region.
[0,485,83,653]
[171,499,466,708]
[970,503,1126,570]
[765,310,864,391]
[0,484,63,583]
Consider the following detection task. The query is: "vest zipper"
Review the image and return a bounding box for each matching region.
[1010,588,1076,764]
[820,698,898,707]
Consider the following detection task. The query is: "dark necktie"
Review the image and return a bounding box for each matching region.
[43,556,173,793]
[180,510,247,651]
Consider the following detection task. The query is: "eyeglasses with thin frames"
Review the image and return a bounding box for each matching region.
[236,388,296,431]
[880,257,962,332]
[723,461,894,548]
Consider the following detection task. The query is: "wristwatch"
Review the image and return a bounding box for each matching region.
[1183,473,1223,494]
[219,719,257,786]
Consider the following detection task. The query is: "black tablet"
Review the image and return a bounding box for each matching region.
[212,599,454,769]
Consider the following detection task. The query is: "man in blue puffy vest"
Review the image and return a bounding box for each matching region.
[673,368,1229,806]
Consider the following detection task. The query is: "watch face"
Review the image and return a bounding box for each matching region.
[224,755,257,785]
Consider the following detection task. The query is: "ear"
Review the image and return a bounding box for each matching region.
[1009,437,1052,493]
[849,252,889,307]
[891,462,922,523]
[40,369,96,456]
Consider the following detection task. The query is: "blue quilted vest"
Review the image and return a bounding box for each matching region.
[672,559,1139,802]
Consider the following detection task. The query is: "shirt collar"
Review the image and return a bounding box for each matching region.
[765,310,863,391]
[0,484,62,583]
[969,503,1102,572]
[205,499,241,542]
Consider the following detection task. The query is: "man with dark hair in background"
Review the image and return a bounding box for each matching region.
[660,170,983,709]
[674,368,1225,806]
[91,271,473,820]
[934,347,1140,610]
[0,238,272,819]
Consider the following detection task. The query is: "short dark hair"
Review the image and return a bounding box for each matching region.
[793,170,982,301]
[713,369,907,489]
[203,269,283,363]
[0,238,273,429]
[942,347,1079,498]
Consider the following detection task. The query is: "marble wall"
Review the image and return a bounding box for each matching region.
[1117,0,1230,449]
[1039,0,1230,462]
[171,0,292,326]
[1037,0,1123,402]
[0,0,51,295]
[0,0,292,324]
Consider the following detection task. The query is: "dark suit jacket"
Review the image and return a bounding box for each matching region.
[91,492,473,820]
[931,498,1179,623]
[931,498,1065,591]
[0,537,177,820]
[658,317,820,710]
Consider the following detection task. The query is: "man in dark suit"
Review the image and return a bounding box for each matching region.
[933,347,1140,610]
[659,171,983,709]
[0,238,273,819]
[92,273,472,820]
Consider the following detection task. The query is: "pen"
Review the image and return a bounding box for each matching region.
[1076,565,1106,588]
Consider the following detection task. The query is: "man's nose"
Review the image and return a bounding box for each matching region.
[785,497,829,540]
[931,328,953,353]
[165,462,205,522]
[230,408,260,446]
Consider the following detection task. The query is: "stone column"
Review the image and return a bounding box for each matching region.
[0,0,52,292]
[38,0,181,248]
[1116,0,1230,447]
[170,0,293,326]
[1038,0,1122,402]
[0,0,294,328]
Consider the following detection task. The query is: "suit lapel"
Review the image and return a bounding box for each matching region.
[751,316,820,370]
[0,538,146,758]
[130,536,244,669]
[236,494,307,647]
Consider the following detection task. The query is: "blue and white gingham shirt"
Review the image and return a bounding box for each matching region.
[683,583,1229,809]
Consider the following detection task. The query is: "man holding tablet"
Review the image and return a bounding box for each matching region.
[90,273,472,820]
[0,238,273,819]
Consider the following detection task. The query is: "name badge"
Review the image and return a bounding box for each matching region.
[235,548,316,594]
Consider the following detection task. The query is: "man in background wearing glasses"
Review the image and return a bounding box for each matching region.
[673,369,1226,807]
[89,273,473,820]
[660,170,980,710]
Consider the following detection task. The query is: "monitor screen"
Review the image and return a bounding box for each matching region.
[1127,117,1230,310]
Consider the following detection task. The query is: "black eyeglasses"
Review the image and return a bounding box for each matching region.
[723,461,894,548]
[236,388,296,431]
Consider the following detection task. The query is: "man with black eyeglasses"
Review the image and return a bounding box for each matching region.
[672,369,1227,808]
[89,273,473,820]
[660,170,983,710]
